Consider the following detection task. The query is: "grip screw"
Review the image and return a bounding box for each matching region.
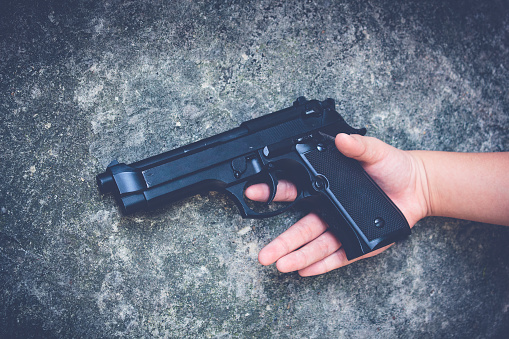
[374,217,385,228]
[312,175,328,191]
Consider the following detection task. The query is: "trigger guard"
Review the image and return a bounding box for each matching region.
[224,182,297,219]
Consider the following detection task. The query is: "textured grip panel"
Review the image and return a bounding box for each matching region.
[303,145,408,242]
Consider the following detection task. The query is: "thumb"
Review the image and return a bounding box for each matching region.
[335,133,387,166]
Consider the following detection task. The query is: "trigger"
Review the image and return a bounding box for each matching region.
[266,171,279,205]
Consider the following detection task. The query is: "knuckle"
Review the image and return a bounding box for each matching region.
[281,180,296,201]
[295,217,319,242]
[275,236,291,255]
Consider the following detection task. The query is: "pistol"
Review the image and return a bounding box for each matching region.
[97,97,410,260]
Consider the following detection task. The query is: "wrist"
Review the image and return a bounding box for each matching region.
[405,151,509,226]
[407,151,435,220]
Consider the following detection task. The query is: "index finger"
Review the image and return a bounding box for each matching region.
[244,179,298,202]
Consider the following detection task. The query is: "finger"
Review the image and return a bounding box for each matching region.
[275,231,341,273]
[258,213,327,266]
[298,244,393,277]
[244,179,298,202]
[335,133,387,166]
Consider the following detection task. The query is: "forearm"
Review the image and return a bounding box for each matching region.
[412,151,509,226]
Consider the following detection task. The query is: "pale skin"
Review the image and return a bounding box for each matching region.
[245,133,509,277]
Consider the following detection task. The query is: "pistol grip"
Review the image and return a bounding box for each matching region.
[297,140,410,260]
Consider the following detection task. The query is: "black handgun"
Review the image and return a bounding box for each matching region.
[97,97,410,260]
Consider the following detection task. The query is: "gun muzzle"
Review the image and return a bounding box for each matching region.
[96,171,115,194]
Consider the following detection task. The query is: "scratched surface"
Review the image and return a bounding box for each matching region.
[1,0,509,337]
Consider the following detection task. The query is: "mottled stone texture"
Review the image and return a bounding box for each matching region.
[1,0,508,337]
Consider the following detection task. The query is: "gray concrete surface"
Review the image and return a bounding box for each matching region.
[1,0,508,337]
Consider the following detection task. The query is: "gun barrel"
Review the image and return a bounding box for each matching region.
[131,126,249,170]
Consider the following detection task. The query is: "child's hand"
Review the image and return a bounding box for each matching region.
[245,133,430,276]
